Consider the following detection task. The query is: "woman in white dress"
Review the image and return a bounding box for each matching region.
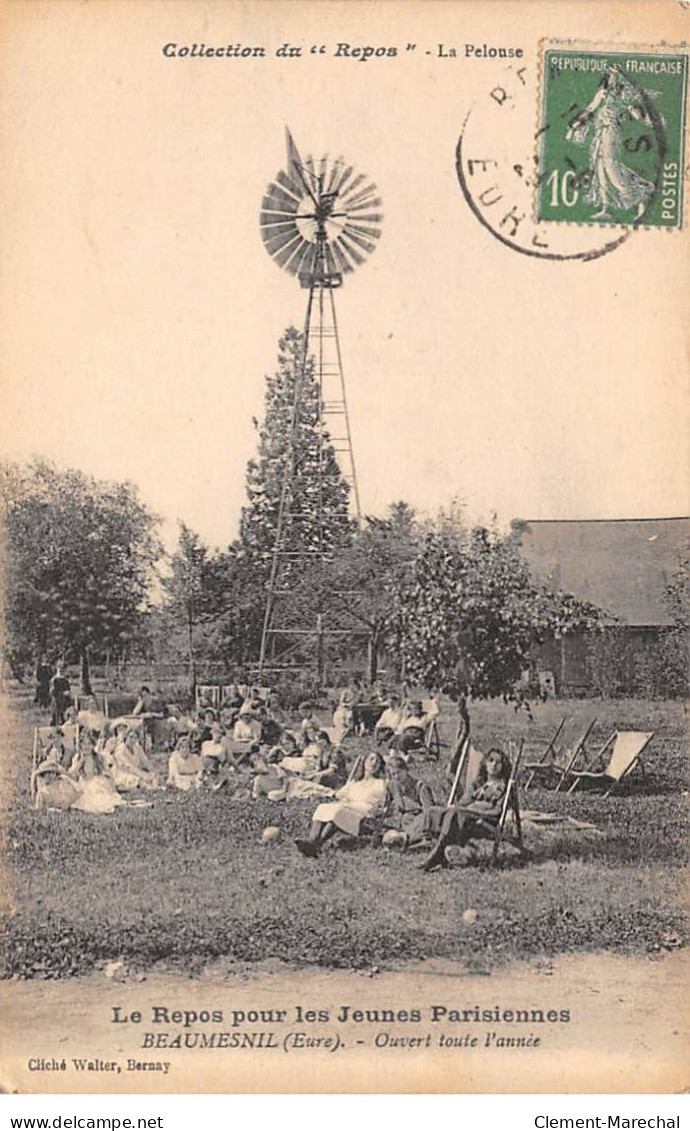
[111,727,160,791]
[168,734,203,791]
[295,751,387,857]
[69,730,124,814]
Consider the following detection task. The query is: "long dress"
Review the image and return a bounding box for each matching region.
[313,776,387,836]
[168,750,202,791]
[111,740,159,790]
[71,770,124,814]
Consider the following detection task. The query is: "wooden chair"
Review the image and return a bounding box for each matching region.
[565,731,654,798]
[523,718,597,792]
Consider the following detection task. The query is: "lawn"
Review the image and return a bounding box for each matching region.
[1,690,687,979]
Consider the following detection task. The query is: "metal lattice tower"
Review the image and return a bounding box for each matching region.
[256,130,382,680]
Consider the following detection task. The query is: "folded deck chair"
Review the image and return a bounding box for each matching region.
[523,717,597,792]
[566,731,654,797]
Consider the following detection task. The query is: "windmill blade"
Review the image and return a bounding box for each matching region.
[282,238,313,276]
[275,169,306,202]
[336,232,367,266]
[325,157,344,194]
[341,226,379,256]
[262,183,300,214]
[346,198,383,217]
[342,219,382,239]
[330,239,356,274]
[289,239,316,278]
[324,245,339,277]
[330,163,355,199]
[341,183,380,210]
[340,172,367,199]
[271,232,308,270]
[343,210,383,225]
[262,227,301,257]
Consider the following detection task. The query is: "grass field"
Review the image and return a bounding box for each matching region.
[2,690,688,980]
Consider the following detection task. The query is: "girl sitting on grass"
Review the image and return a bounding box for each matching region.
[111,726,160,791]
[295,750,387,858]
[69,729,124,814]
[168,733,203,791]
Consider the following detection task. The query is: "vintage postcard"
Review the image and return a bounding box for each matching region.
[0,0,688,1095]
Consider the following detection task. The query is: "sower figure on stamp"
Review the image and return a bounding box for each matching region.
[566,65,654,220]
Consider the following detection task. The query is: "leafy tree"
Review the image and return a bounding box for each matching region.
[234,326,354,669]
[239,326,353,566]
[395,516,604,764]
[330,501,419,683]
[162,522,212,691]
[1,459,161,691]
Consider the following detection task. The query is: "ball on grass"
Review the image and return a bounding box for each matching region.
[381,830,406,850]
[261,826,282,845]
[462,908,478,924]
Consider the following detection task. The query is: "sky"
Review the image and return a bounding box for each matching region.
[1,1,687,552]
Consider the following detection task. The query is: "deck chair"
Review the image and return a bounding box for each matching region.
[30,724,80,798]
[468,743,530,865]
[446,741,530,865]
[196,684,220,712]
[396,699,440,760]
[566,731,653,797]
[446,737,484,805]
[523,718,596,792]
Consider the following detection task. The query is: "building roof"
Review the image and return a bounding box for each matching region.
[513,517,690,626]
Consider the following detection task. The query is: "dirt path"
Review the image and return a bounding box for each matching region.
[2,950,688,1093]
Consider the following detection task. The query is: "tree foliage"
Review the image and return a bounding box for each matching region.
[330,501,419,681]
[161,522,213,684]
[395,517,604,705]
[1,459,161,679]
[239,326,353,570]
[230,326,354,668]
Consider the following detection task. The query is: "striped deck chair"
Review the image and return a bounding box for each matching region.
[566,731,654,798]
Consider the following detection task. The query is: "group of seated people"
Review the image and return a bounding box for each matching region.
[31,719,159,814]
[293,745,512,871]
[30,683,509,872]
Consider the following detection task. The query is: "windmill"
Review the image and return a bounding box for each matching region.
[256,129,383,680]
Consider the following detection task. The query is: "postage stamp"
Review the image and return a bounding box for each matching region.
[537,45,688,228]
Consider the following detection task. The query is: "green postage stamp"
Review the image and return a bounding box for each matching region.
[537,44,688,228]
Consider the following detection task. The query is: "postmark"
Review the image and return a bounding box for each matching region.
[456,61,634,261]
[537,44,688,229]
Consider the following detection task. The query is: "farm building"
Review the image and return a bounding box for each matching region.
[513,516,690,696]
